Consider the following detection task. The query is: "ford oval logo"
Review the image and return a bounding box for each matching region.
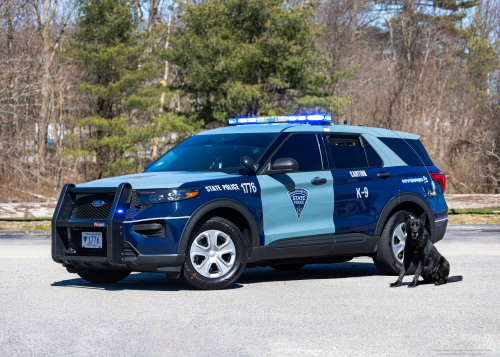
[92,200,105,207]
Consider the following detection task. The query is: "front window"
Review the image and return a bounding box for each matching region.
[270,134,324,172]
[146,133,278,174]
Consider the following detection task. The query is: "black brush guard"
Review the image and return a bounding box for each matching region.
[52,183,132,267]
[52,182,186,275]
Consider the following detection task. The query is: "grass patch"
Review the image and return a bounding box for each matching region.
[449,214,500,225]
[0,217,52,221]
[0,220,51,231]
[448,209,500,215]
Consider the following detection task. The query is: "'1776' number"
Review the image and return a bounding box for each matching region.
[241,182,257,193]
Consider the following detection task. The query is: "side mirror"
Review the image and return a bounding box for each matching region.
[240,156,257,171]
[266,158,299,175]
[144,161,155,170]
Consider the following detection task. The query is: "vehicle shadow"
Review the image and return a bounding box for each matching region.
[51,260,382,291]
[239,260,381,285]
[50,273,216,292]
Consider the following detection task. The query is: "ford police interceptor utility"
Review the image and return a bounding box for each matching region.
[51,115,448,290]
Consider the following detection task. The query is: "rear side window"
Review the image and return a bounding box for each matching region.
[271,134,323,172]
[327,136,368,169]
[378,138,433,166]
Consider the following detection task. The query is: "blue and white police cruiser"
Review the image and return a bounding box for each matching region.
[52,115,448,289]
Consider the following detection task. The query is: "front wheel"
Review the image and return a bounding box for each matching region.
[373,210,416,275]
[77,270,131,283]
[181,217,247,290]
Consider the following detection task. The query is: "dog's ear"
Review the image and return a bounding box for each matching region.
[404,213,411,223]
[418,212,427,226]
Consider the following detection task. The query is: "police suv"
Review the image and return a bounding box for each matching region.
[52,115,448,290]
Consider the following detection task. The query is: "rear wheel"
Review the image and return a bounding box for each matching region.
[373,210,416,275]
[181,217,247,290]
[271,264,305,271]
[77,270,130,283]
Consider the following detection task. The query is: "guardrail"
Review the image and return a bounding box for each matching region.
[0,203,57,218]
[0,194,499,218]
[444,194,500,210]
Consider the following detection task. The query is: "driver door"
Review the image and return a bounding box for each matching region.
[257,134,335,247]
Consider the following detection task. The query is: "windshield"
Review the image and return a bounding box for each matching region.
[145,133,279,174]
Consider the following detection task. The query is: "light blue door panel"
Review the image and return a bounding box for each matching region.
[258,171,335,245]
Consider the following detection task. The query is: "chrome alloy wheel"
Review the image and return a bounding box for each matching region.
[391,222,407,265]
[189,229,236,278]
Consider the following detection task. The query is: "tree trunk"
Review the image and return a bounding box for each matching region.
[37,25,54,172]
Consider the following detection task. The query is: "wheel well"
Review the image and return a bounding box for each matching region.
[197,207,253,253]
[384,201,430,231]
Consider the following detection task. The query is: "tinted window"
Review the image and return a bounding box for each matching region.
[146,133,278,174]
[378,138,433,166]
[271,134,323,172]
[328,136,368,169]
[361,137,383,167]
[409,139,433,165]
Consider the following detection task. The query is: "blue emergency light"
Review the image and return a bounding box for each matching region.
[228,115,332,125]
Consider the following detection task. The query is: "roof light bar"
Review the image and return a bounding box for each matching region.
[228,115,332,125]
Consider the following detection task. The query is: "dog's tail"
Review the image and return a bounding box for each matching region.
[447,275,463,283]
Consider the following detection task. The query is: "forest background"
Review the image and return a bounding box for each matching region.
[1,0,499,202]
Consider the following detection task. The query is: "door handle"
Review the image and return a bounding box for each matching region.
[311,177,327,185]
[377,172,391,179]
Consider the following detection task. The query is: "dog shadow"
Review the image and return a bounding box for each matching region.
[51,260,381,291]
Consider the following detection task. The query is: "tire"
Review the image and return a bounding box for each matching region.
[181,217,248,290]
[271,264,305,271]
[373,210,416,275]
[77,270,131,283]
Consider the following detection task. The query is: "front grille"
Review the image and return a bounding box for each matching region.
[70,193,115,220]
[125,191,151,220]
[70,190,149,221]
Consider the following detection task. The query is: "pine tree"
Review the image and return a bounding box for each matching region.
[169,0,350,125]
[64,0,197,178]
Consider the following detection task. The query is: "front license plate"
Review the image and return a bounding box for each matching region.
[82,232,103,249]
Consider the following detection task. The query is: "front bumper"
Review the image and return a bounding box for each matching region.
[52,183,185,274]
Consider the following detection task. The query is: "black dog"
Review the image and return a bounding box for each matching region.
[390,212,463,288]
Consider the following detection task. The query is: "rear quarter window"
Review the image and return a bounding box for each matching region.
[361,137,383,167]
[378,138,433,166]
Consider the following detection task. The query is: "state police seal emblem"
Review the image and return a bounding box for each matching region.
[287,188,309,219]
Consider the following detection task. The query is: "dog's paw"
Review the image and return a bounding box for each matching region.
[389,283,399,288]
[408,283,417,288]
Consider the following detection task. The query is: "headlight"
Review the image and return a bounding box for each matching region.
[137,187,201,204]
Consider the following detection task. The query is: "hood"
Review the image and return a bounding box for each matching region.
[76,171,234,190]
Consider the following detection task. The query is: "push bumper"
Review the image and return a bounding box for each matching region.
[51,183,185,274]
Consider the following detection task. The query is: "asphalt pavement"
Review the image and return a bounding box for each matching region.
[1,227,499,356]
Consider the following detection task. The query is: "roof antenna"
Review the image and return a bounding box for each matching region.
[350,95,353,121]
[294,104,302,116]
[336,96,339,124]
[389,108,392,130]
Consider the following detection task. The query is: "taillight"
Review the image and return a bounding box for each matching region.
[430,172,446,193]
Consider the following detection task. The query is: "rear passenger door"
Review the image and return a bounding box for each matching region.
[323,134,398,237]
[257,134,335,246]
